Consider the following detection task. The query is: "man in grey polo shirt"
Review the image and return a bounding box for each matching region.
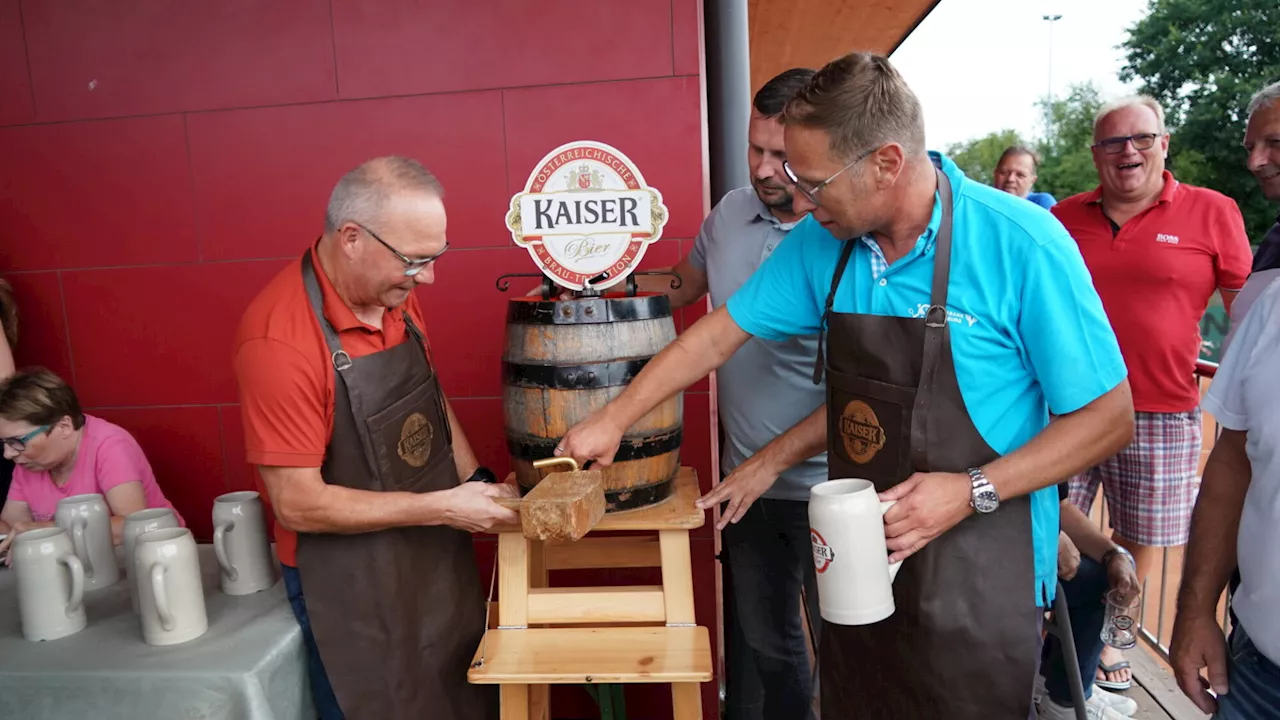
[639,67,826,720]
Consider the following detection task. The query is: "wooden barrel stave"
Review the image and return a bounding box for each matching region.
[504,319,676,365]
[502,387,682,439]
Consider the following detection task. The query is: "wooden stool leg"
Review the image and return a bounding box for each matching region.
[500,685,530,720]
[529,684,550,720]
[659,530,695,624]
[671,683,702,720]
[498,532,529,628]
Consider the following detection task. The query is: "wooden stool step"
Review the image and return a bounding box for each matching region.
[468,626,712,685]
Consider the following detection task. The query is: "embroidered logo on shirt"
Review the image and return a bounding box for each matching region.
[908,303,979,327]
[397,412,434,468]
[839,400,887,464]
[1155,233,1181,244]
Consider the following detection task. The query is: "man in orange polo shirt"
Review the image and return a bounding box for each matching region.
[234,156,515,720]
[1052,96,1252,691]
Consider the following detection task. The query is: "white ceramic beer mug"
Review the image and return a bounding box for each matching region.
[122,508,179,613]
[54,493,120,591]
[13,527,86,641]
[212,491,276,595]
[134,527,208,646]
[809,478,902,625]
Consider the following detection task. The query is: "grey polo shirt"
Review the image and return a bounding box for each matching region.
[689,187,828,500]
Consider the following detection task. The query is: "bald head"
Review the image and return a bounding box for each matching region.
[324,156,444,233]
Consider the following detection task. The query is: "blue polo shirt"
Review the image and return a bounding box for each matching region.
[1027,191,1057,209]
[725,152,1128,606]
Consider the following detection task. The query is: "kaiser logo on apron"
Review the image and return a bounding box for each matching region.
[397,412,435,468]
[839,399,886,464]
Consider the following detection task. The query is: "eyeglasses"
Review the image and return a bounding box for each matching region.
[783,145,881,205]
[1092,133,1160,155]
[354,223,448,277]
[2,424,51,453]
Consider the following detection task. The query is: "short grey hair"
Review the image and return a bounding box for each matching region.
[1093,95,1167,139]
[324,156,444,233]
[998,145,1041,169]
[781,52,926,159]
[1247,81,1280,121]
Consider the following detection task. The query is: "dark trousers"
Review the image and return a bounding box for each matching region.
[1042,557,1110,705]
[722,497,821,720]
[1216,622,1280,719]
[283,564,345,720]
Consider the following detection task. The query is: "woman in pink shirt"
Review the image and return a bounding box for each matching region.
[0,368,183,562]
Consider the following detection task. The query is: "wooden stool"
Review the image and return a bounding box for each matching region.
[469,467,713,720]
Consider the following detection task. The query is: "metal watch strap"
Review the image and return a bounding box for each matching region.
[1102,546,1136,570]
[967,467,991,493]
[966,467,998,513]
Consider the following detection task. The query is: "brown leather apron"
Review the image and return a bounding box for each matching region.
[295,251,497,720]
[814,167,1041,718]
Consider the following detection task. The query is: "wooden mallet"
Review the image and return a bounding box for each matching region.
[498,457,606,542]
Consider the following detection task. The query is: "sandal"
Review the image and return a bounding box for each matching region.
[1095,660,1132,691]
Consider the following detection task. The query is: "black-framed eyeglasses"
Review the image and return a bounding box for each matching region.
[353,222,448,277]
[1092,133,1160,155]
[783,145,881,205]
[2,424,51,453]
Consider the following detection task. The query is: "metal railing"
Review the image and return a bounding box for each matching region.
[1097,360,1230,662]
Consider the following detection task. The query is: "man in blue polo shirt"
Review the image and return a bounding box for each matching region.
[994,145,1058,209]
[555,52,1134,719]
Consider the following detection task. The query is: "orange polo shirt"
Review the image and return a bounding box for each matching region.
[233,245,431,567]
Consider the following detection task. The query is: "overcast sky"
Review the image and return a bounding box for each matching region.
[891,0,1153,149]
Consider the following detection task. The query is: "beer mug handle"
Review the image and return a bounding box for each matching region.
[879,500,904,583]
[60,553,85,615]
[150,562,175,632]
[213,521,239,582]
[71,519,94,579]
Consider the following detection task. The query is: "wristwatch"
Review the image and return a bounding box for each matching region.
[1102,546,1136,570]
[967,467,1000,514]
[465,466,498,484]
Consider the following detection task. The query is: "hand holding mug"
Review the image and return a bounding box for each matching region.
[879,471,973,563]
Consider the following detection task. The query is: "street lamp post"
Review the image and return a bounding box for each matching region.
[1043,14,1063,101]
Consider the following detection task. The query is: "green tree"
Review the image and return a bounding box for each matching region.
[1120,0,1280,242]
[1034,82,1105,203]
[944,129,1027,187]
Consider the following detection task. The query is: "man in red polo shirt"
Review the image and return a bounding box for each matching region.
[234,156,515,720]
[1052,96,1252,690]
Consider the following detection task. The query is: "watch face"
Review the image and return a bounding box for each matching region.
[974,488,1000,513]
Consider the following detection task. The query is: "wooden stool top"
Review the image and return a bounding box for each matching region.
[489,467,704,534]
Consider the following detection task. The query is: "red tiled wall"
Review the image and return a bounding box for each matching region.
[0,1,714,717]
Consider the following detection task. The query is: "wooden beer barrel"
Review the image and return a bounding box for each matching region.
[503,293,682,512]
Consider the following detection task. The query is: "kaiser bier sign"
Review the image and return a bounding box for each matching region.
[506,141,669,291]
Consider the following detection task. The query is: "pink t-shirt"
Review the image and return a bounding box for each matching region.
[6,415,184,525]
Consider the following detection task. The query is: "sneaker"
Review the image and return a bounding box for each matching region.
[1091,687,1137,717]
[1038,697,1126,720]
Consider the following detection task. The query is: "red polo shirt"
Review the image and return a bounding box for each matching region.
[233,245,433,567]
[1052,172,1251,413]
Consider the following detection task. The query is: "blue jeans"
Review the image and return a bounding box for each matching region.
[722,497,821,720]
[283,564,345,720]
[1042,557,1110,705]
[1214,622,1280,719]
